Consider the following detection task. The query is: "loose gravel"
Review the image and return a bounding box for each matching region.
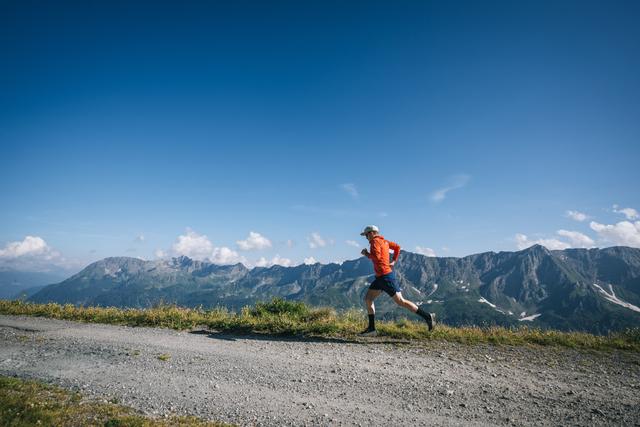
[1,315,639,426]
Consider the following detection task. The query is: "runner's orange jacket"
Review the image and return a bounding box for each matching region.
[367,235,400,277]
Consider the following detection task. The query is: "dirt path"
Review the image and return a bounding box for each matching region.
[1,315,639,426]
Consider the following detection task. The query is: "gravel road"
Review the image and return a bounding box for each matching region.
[1,315,639,426]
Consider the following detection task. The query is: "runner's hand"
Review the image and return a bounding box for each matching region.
[390,261,395,267]
[361,249,369,257]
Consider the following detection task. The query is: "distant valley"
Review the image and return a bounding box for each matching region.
[0,270,68,300]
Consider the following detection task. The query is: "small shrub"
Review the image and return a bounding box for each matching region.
[252,298,309,318]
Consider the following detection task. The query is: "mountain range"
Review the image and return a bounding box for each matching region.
[23,245,640,334]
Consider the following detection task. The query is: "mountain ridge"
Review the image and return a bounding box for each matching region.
[26,245,640,333]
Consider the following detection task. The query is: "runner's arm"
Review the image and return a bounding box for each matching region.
[388,240,401,263]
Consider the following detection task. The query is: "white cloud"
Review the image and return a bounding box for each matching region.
[613,205,639,220]
[556,230,595,248]
[271,255,293,267]
[303,256,318,265]
[345,240,360,248]
[340,183,359,199]
[0,235,71,271]
[415,246,437,257]
[154,249,166,259]
[308,232,327,249]
[430,174,470,203]
[515,233,570,250]
[566,210,588,222]
[254,257,269,267]
[0,236,50,258]
[286,239,295,248]
[590,220,640,248]
[254,255,293,268]
[211,247,246,265]
[171,228,247,265]
[172,229,214,260]
[515,228,597,250]
[236,231,272,251]
[135,234,145,242]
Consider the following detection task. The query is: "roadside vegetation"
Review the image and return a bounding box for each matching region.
[1,298,638,351]
[0,375,229,427]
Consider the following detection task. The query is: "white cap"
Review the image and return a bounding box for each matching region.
[360,225,379,236]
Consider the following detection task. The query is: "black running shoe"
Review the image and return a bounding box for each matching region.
[426,312,436,331]
[359,328,377,337]
[417,305,436,331]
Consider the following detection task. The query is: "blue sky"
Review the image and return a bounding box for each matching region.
[1,1,639,271]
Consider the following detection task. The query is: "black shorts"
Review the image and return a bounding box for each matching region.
[369,271,402,297]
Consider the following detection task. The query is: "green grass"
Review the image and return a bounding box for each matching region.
[1,298,639,352]
[0,375,230,427]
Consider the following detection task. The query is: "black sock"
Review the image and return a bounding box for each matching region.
[416,306,428,319]
[368,314,375,330]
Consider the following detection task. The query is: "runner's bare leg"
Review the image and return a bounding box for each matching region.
[392,292,418,313]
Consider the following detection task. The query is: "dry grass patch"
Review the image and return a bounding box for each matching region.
[0,375,230,427]
[1,299,638,352]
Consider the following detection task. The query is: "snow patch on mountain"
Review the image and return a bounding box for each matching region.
[518,313,541,321]
[426,284,438,297]
[592,283,640,313]
[478,297,497,309]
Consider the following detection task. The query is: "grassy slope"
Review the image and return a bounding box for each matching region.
[0,375,229,427]
[0,298,639,351]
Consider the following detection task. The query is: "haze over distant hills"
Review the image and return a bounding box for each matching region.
[25,245,640,334]
[0,269,69,300]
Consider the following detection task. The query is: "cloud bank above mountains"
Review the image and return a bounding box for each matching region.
[0,235,73,272]
[516,205,640,251]
[2,204,638,273]
[164,229,296,267]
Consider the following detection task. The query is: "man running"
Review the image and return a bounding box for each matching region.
[359,225,435,336]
